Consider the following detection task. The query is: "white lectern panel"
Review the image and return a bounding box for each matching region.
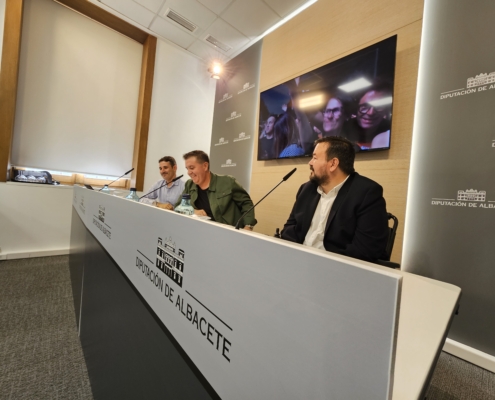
[73,186,401,399]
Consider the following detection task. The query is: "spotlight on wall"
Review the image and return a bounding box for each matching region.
[209,62,222,79]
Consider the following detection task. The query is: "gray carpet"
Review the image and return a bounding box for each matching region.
[1,256,495,399]
[0,256,92,400]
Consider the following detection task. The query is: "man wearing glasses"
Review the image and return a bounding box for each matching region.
[349,83,392,150]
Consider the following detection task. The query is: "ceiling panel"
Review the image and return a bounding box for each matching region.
[150,17,197,48]
[206,18,250,50]
[264,0,306,18]
[187,40,228,63]
[100,0,156,27]
[221,0,280,39]
[133,0,165,14]
[162,0,217,31]
[197,0,234,15]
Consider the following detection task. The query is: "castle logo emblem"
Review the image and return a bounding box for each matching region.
[156,237,184,287]
[215,137,229,146]
[226,111,242,121]
[219,92,232,103]
[221,159,237,168]
[238,81,255,94]
[457,189,486,202]
[467,72,495,88]
[234,132,251,142]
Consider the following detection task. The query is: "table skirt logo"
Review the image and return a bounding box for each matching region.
[219,92,232,103]
[233,132,251,142]
[214,137,229,146]
[221,159,237,168]
[156,237,184,287]
[238,81,255,94]
[440,70,495,100]
[93,205,111,239]
[432,188,495,209]
[79,195,85,214]
[226,111,242,121]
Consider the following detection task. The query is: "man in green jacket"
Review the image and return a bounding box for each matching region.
[175,150,257,230]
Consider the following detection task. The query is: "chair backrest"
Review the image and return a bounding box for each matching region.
[384,213,399,261]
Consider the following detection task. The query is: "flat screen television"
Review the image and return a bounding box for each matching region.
[258,35,397,160]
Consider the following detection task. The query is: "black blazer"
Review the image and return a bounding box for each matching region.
[281,172,389,263]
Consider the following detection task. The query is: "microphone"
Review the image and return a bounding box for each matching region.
[235,168,297,230]
[99,168,134,191]
[139,175,184,200]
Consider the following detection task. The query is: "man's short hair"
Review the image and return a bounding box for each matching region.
[183,150,210,169]
[158,156,176,167]
[314,136,355,175]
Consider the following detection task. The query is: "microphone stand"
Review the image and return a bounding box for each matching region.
[235,168,296,230]
[139,175,184,200]
[99,168,134,191]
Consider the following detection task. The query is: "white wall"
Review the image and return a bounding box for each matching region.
[0,183,74,258]
[1,38,216,258]
[143,39,216,190]
[11,0,142,177]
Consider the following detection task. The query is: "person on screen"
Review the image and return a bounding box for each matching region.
[176,150,257,230]
[281,136,389,263]
[313,96,346,139]
[346,83,392,150]
[276,112,305,158]
[258,115,277,160]
[140,156,185,210]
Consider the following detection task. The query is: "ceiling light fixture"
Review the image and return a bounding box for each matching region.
[209,62,223,79]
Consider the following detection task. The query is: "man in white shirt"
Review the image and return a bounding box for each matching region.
[281,137,389,263]
[140,156,185,210]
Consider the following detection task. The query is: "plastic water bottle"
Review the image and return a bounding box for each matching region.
[125,188,140,202]
[101,185,111,194]
[175,194,194,215]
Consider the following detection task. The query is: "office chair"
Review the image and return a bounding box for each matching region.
[376,213,400,269]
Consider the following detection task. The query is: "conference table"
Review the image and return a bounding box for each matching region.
[69,186,461,400]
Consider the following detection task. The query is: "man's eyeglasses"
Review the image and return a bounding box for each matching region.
[358,103,386,114]
[323,107,342,116]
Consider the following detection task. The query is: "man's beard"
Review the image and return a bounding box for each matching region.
[309,168,329,186]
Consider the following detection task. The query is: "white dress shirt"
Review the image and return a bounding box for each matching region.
[139,179,185,205]
[303,176,349,250]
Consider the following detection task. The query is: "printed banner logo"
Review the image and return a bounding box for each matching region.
[219,92,232,103]
[233,132,251,142]
[156,237,185,287]
[93,205,111,239]
[79,195,86,214]
[432,188,495,209]
[440,70,495,100]
[221,159,237,168]
[214,137,229,146]
[238,81,255,94]
[226,111,242,121]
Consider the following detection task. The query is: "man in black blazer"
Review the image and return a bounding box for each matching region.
[281,136,389,263]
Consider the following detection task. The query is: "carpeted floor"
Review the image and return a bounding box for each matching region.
[0,256,92,399]
[0,255,494,399]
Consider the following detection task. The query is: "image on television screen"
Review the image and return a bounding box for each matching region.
[258,36,397,160]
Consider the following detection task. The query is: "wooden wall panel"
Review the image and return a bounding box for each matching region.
[251,0,424,264]
[131,35,156,191]
[0,0,24,182]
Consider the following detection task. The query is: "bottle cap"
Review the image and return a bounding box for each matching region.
[130,188,137,191]
[182,194,191,199]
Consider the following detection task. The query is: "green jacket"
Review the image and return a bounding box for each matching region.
[176,172,257,228]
